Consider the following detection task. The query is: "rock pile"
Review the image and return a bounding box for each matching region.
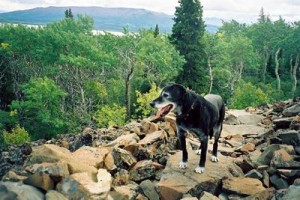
[0,98,299,200]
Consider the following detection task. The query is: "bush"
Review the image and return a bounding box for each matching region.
[2,124,30,145]
[93,104,126,128]
[135,83,160,118]
[230,82,269,109]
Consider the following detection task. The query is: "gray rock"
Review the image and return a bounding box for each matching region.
[140,180,159,200]
[1,181,44,200]
[278,130,300,145]
[270,174,289,189]
[283,103,300,117]
[273,117,294,130]
[245,169,263,179]
[281,185,300,200]
[255,144,295,165]
[45,190,68,200]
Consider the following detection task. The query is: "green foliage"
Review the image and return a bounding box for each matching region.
[135,83,160,118]
[2,124,30,145]
[94,104,126,128]
[230,82,269,109]
[11,77,68,139]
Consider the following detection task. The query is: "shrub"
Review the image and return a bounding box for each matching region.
[135,83,160,118]
[93,104,126,128]
[231,82,269,109]
[2,125,30,145]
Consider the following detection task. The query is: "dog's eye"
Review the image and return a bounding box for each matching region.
[163,93,169,97]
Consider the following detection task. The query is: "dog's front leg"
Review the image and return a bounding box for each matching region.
[195,134,208,173]
[177,128,188,169]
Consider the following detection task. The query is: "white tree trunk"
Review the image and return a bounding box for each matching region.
[275,48,281,91]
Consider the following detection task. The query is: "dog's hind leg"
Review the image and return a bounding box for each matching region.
[178,128,188,169]
[211,124,222,162]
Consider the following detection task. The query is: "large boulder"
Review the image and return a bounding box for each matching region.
[282,103,300,117]
[129,160,163,182]
[157,148,243,200]
[225,110,265,125]
[25,144,97,175]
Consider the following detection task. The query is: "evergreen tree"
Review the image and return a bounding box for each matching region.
[154,24,159,37]
[65,8,74,19]
[170,0,207,91]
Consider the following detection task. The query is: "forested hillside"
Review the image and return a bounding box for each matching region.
[0,8,299,145]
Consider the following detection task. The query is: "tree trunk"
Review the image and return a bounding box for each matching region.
[291,54,299,93]
[262,51,269,83]
[208,56,213,94]
[275,48,281,91]
[125,66,134,122]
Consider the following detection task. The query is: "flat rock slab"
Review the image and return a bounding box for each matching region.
[222,124,266,138]
[158,149,243,200]
[226,110,265,125]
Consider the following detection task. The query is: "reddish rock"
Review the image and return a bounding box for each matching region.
[222,177,265,196]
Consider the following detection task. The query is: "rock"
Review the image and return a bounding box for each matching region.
[72,146,107,168]
[270,174,289,189]
[281,185,300,200]
[138,131,167,145]
[222,177,265,196]
[282,103,300,117]
[239,143,256,152]
[222,124,266,138]
[140,180,160,200]
[270,149,300,168]
[226,110,265,125]
[277,130,300,145]
[158,148,243,200]
[57,169,112,200]
[224,113,240,125]
[113,169,130,186]
[129,160,164,182]
[290,116,300,130]
[25,144,97,175]
[0,182,17,200]
[2,170,27,182]
[106,133,140,147]
[277,169,300,178]
[69,133,93,151]
[255,144,295,165]
[262,171,270,188]
[25,162,69,181]
[112,148,137,169]
[223,134,244,148]
[1,181,45,200]
[199,191,219,200]
[273,117,294,130]
[245,169,263,179]
[45,190,68,200]
[113,184,138,200]
[243,188,275,200]
[141,121,159,134]
[234,157,255,174]
[104,152,117,171]
[23,172,54,191]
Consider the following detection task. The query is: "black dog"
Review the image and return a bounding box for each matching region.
[150,84,225,173]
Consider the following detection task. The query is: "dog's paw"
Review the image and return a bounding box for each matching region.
[211,155,218,162]
[195,166,205,173]
[179,161,188,169]
[195,149,201,155]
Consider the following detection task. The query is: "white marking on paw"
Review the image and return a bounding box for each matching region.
[195,149,201,155]
[179,161,188,169]
[211,156,218,162]
[195,166,205,173]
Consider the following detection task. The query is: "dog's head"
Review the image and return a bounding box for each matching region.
[150,83,186,118]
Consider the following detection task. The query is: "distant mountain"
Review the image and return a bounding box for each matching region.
[0,6,220,33]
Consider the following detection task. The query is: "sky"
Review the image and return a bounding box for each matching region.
[0,0,300,23]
